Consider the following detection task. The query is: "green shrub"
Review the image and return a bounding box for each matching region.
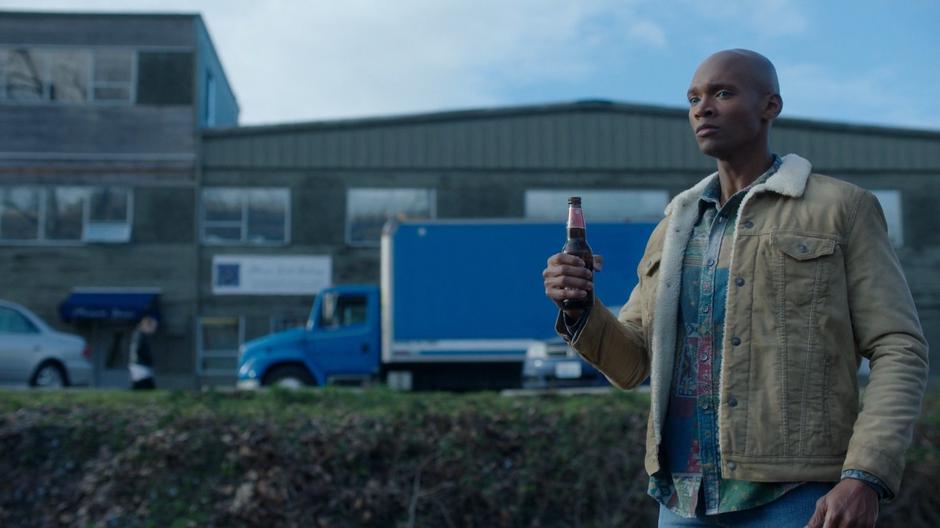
[0,388,936,527]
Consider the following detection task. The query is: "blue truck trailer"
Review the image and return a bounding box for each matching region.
[236,220,656,390]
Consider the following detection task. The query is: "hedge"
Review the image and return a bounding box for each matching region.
[1,387,938,527]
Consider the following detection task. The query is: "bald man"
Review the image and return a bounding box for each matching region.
[544,49,927,527]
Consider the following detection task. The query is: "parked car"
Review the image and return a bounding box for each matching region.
[522,338,609,390]
[0,300,92,388]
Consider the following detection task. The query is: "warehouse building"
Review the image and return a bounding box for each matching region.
[199,101,940,384]
[2,12,938,388]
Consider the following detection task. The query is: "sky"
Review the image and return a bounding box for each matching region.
[1,0,937,130]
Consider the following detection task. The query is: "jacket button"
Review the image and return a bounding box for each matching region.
[735,277,745,287]
[798,243,809,253]
[731,336,742,346]
[728,462,737,470]
[728,397,738,407]
[743,220,754,229]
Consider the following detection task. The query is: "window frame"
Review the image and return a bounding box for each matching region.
[196,316,244,377]
[200,187,291,246]
[0,185,133,245]
[345,187,437,247]
[524,188,669,223]
[870,189,904,248]
[90,47,137,104]
[204,71,216,126]
[0,45,138,106]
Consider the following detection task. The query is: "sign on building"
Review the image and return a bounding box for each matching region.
[212,255,332,295]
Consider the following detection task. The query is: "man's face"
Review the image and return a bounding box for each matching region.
[687,56,768,160]
[140,317,158,334]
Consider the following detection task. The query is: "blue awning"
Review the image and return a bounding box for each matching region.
[59,290,160,323]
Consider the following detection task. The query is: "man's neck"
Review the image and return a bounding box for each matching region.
[716,151,774,205]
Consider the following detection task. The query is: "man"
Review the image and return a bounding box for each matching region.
[543,49,928,527]
[128,315,158,390]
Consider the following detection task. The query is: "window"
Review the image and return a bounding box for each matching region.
[205,72,216,126]
[318,293,367,329]
[197,317,242,376]
[201,188,290,245]
[92,49,133,102]
[525,189,668,223]
[86,187,132,241]
[0,186,132,243]
[0,187,39,240]
[46,187,85,240]
[346,188,435,245]
[0,47,136,104]
[136,51,193,105]
[0,307,39,334]
[1,49,42,100]
[0,48,90,102]
[871,190,903,247]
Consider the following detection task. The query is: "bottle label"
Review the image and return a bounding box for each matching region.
[567,207,585,229]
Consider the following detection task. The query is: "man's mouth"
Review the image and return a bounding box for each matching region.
[696,124,719,137]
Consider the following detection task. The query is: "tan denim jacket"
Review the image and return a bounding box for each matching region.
[562,154,928,496]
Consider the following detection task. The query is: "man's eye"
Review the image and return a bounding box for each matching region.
[716,90,732,98]
[688,97,700,105]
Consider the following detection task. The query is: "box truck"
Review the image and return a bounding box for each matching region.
[236,220,655,390]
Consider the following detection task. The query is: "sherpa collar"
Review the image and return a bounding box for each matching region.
[664,153,813,216]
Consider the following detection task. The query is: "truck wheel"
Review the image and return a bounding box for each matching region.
[263,366,316,388]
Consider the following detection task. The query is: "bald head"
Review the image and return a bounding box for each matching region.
[697,49,780,98]
[686,49,783,160]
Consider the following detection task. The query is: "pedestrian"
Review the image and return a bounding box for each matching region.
[543,49,928,527]
[129,314,158,390]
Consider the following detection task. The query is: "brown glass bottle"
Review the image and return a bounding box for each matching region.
[562,196,594,310]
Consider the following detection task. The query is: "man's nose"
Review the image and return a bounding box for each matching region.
[694,100,715,119]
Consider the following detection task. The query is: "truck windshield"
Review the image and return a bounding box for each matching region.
[319,294,367,329]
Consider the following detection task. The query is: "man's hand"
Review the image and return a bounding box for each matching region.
[805,479,878,528]
[543,253,603,320]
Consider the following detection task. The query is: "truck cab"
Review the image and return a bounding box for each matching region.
[236,285,381,388]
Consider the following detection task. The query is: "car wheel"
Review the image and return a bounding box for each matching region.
[263,365,315,388]
[31,361,68,389]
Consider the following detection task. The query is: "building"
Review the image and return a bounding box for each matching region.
[3,12,938,388]
[0,11,237,388]
[200,101,940,382]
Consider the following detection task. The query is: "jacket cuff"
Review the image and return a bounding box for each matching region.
[841,469,894,503]
[562,308,591,341]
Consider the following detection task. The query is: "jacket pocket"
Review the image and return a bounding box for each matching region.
[773,234,836,306]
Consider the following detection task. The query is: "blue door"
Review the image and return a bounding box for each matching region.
[308,292,379,382]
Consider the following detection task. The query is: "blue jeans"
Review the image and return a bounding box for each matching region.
[657,482,835,527]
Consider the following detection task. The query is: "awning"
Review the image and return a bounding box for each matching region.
[58,289,161,323]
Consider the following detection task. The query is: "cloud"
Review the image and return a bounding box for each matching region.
[0,0,656,123]
[627,20,667,48]
[679,0,809,38]
[778,62,938,130]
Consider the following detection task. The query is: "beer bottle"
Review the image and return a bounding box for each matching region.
[562,196,594,310]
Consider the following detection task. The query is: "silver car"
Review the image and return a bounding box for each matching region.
[0,299,92,388]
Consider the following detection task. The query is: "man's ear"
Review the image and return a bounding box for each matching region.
[763,93,783,120]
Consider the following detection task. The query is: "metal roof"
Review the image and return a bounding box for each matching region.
[202,100,940,173]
